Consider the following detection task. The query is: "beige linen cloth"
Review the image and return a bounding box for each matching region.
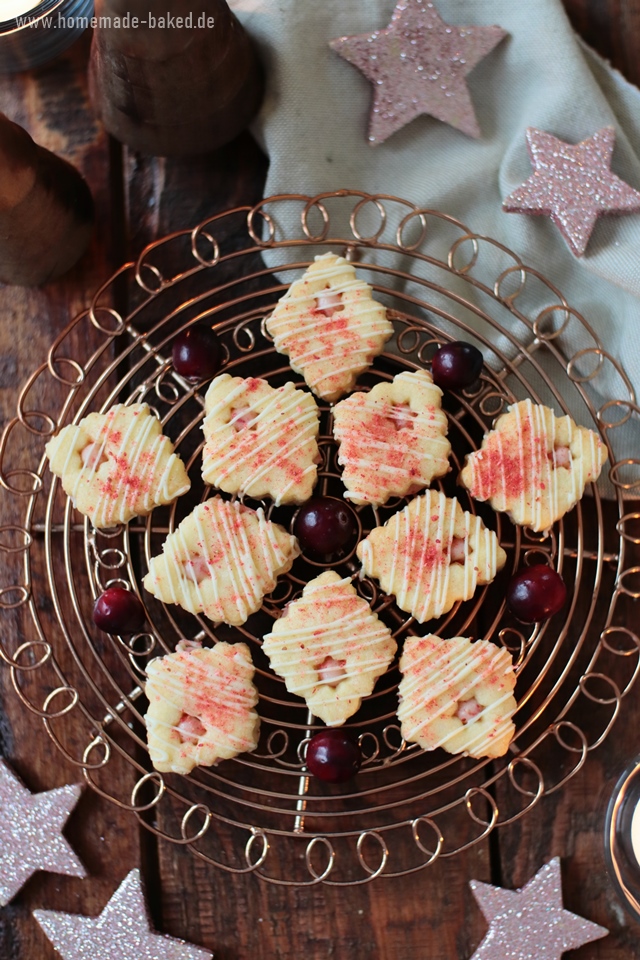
[230,0,640,489]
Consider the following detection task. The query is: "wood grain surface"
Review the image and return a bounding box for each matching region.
[1,4,640,959]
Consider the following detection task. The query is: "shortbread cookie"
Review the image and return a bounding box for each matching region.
[262,571,397,726]
[145,641,260,775]
[357,491,506,623]
[397,635,517,759]
[459,399,607,532]
[143,496,299,626]
[45,403,190,529]
[265,252,394,402]
[201,375,320,505]
[332,369,451,505]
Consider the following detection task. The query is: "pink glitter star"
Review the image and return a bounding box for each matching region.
[503,126,640,256]
[329,0,507,144]
[34,869,212,960]
[0,759,86,906]
[469,858,608,960]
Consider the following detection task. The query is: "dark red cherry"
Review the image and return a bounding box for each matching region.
[506,564,567,623]
[294,497,358,556]
[306,729,362,783]
[93,587,146,634]
[431,341,483,390]
[172,324,223,381]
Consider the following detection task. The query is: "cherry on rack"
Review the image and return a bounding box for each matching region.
[506,564,567,623]
[306,729,362,783]
[93,587,146,635]
[172,324,223,381]
[431,341,483,390]
[294,497,358,557]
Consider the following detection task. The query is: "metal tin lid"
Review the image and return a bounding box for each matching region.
[604,757,640,923]
[0,0,94,73]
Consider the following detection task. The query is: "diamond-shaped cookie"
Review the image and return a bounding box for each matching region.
[45,403,190,529]
[397,635,517,759]
[202,375,320,505]
[459,399,607,532]
[332,369,451,505]
[265,252,394,402]
[262,570,397,726]
[357,491,506,623]
[145,641,260,775]
[142,496,299,627]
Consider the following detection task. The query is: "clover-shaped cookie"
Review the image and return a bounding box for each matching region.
[265,252,394,402]
[459,399,607,532]
[357,490,506,623]
[397,635,517,759]
[143,496,299,627]
[145,641,260,775]
[201,375,320,505]
[262,570,397,726]
[45,403,190,529]
[332,369,451,505]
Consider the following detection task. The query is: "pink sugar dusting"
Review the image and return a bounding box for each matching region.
[405,538,447,580]
[99,452,154,505]
[471,415,549,501]
[180,659,245,736]
[285,301,364,365]
[338,398,422,486]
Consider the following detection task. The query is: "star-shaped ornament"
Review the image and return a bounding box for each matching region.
[329,0,507,143]
[503,126,640,256]
[34,869,212,960]
[469,858,608,959]
[0,759,86,905]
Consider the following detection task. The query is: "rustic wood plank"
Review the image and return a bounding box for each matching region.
[3,4,640,960]
[490,3,640,957]
[0,33,142,960]
[562,0,640,84]
[493,499,640,957]
[153,789,492,959]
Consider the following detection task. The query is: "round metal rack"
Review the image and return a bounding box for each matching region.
[2,190,640,885]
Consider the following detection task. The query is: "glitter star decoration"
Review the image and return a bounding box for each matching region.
[469,858,608,960]
[0,759,86,905]
[329,0,507,144]
[503,126,640,256]
[34,869,212,960]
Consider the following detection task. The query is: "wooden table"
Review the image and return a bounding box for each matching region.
[2,2,640,958]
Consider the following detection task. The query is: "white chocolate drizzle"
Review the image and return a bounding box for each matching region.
[398,636,516,758]
[145,642,260,773]
[333,370,451,505]
[266,253,393,399]
[143,497,298,627]
[52,404,189,528]
[359,491,503,623]
[202,377,319,505]
[264,576,396,685]
[262,571,397,725]
[463,399,605,532]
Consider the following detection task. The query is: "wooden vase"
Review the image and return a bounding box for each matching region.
[0,114,94,287]
[88,0,264,157]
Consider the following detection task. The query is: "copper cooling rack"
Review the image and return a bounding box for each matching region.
[2,190,640,885]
